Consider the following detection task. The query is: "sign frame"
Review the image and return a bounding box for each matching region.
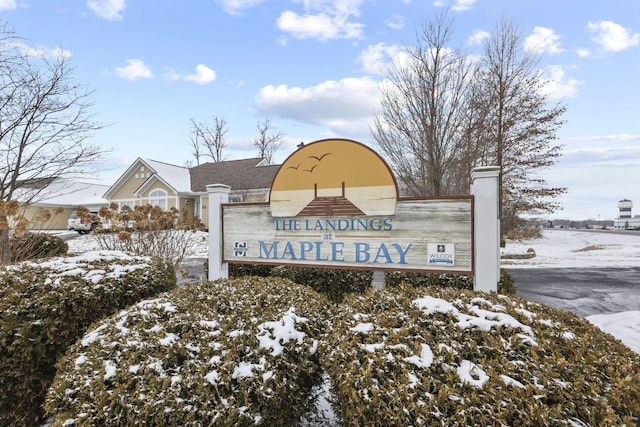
[221,195,475,275]
[207,139,500,292]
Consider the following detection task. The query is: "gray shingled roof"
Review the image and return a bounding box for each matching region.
[189,158,280,192]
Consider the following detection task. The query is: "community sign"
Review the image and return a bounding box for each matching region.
[221,138,473,274]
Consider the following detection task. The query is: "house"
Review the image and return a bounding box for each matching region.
[103,157,280,227]
[19,179,110,230]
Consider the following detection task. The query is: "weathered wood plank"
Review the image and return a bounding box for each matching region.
[222,197,473,273]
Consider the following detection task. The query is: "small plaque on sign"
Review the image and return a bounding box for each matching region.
[428,243,455,266]
[234,242,248,257]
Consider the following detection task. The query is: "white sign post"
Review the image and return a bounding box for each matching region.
[471,166,500,292]
[207,184,230,281]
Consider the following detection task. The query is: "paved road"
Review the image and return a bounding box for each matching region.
[508,267,640,317]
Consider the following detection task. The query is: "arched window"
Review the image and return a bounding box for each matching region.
[149,189,168,210]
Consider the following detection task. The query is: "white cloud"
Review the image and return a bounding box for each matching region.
[524,27,563,54]
[114,59,153,80]
[587,20,640,53]
[386,13,404,30]
[184,64,217,85]
[277,0,365,41]
[358,43,410,76]
[0,0,16,11]
[433,0,477,12]
[17,43,45,58]
[576,48,591,58]
[254,76,381,137]
[87,0,126,21]
[468,29,489,46]
[560,146,640,168]
[539,65,582,99]
[562,133,640,145]
[218,0,266,16]
[51,47,73,60]
[358,43,404,76]
[9,41,72,59]
[166,65,217,85]
[165,69,182,82]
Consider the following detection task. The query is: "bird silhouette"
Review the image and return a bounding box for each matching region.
[308,153,331,162]
[303,164,319,173]
[287,163,302,170]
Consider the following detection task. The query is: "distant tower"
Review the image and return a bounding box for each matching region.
[618,199,632,219]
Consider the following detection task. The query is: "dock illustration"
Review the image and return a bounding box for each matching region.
[296,182,364,216]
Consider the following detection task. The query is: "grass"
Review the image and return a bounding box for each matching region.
[573,245,606,252]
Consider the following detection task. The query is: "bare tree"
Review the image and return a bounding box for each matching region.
[189,115,228,163]
[371,14,566,236]
[253,119,284,164]
[468,19,566,236]
[188,122,203,166]
[0,23,107,263]
[371,12,476,197]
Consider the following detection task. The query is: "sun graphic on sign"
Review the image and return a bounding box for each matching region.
[270,138,398,217]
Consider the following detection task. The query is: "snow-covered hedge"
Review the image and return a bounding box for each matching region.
[270,266,372,303]
[384,268,517,294]
[40,276,640,426]
[45,277,331,426]
[0,251,176,427]
[321,284,640,426]
[229,264,373,303]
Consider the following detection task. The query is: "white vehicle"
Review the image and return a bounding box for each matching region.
[67,211,99,234]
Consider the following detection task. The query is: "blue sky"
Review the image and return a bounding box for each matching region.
[2,0,639,221]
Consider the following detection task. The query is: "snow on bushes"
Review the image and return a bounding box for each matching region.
[269,266,372,303]
[384,268,517,295]
[229,263,373,303]
[321,284,640,426]
[45,277,332,426]
[0,251,176,427]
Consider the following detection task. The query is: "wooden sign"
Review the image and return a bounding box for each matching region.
[221,139,473,274]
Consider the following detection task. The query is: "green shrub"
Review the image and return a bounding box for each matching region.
[498,268,516,294]
[320,285,640,426]
[45,277,332,426]
[9,232,68,262]
[384,269,516,295]
[229,264,373,303]
[270,265,372,303]
[385,271,473,290]
[0,251,176,427]
[229,262,274,278]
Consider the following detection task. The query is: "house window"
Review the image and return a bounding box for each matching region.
[149,189,168,210]
[119,200,136,210]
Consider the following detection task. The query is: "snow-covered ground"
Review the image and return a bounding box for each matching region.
[60,229,640,354]
[502,229,640,354]
[502,228,640,269]
[62,230,210,258]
